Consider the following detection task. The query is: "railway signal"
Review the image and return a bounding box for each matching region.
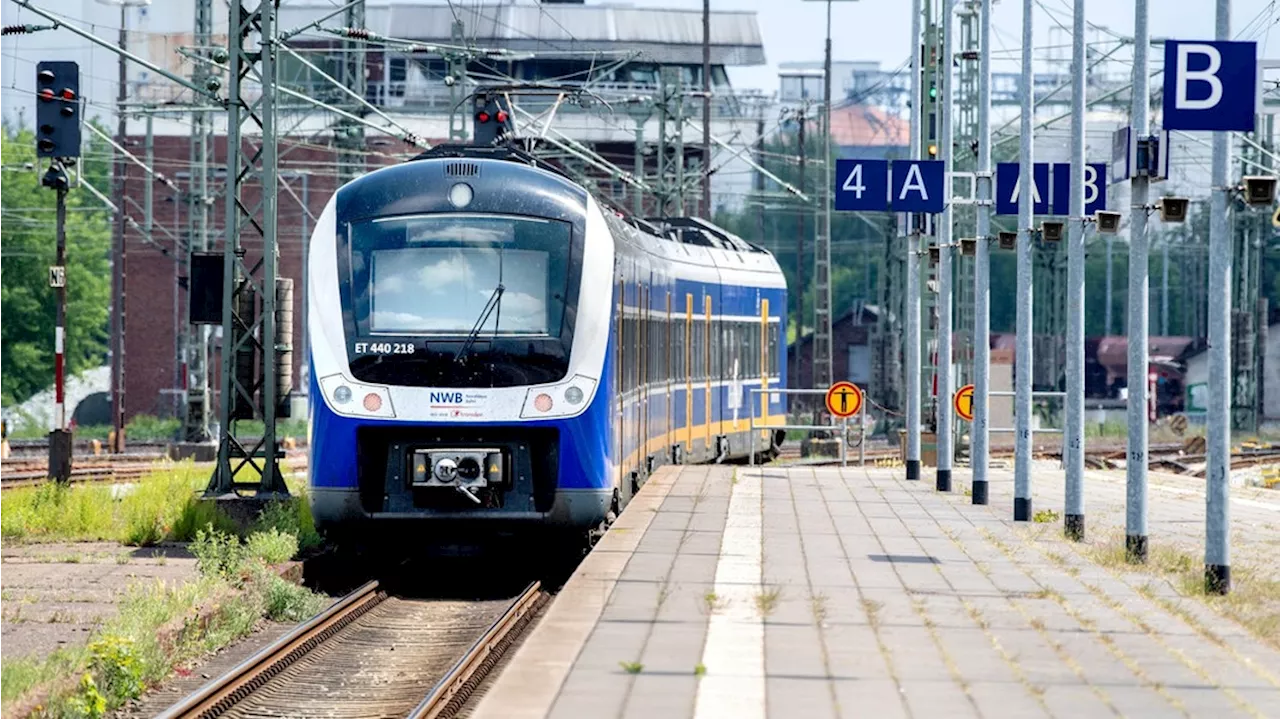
[34,61,80,159]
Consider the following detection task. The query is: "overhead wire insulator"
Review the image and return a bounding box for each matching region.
[3,24,55,36]
[338,27,372,40]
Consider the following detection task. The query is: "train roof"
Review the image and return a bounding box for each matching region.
[406,143,771,257]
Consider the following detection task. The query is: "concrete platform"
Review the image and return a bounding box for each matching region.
[471,463,1280,719]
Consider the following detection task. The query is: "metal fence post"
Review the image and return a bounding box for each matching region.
[840,417,848,467]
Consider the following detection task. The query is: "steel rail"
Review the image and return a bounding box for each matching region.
[407,580,547,719]
[154,580,385,719]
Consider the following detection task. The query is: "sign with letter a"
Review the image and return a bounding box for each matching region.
[995,162,1049,216]
[1163,40,1257,132]
[890,160,944,213]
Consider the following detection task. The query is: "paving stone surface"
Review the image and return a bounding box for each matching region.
[470,463,1280,719]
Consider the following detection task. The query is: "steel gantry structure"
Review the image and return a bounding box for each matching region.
[207,0,290,498]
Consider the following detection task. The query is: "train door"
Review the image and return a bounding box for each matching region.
[638,283,648,480]
[759,298,770,447]
[685,292,693,454]
[615,278,625,497]
[666,291,673,461]
[704,294,713,454]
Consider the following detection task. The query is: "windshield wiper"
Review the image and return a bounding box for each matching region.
[454,283,504,363]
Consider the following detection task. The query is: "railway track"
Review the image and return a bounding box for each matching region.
[156,579,547,719]
[0,453,310,491]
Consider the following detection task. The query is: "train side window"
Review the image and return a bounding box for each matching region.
[769,322,780,377]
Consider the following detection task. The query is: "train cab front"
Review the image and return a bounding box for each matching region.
[306,155,615,537]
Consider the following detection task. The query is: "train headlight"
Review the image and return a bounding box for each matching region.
[319,375,395,418]
[448,182,473,209]
[520,375,597,419]
[333,385,352,404]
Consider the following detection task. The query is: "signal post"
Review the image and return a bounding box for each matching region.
[36,61,82,484]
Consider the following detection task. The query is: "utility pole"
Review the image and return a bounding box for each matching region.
[1013,0,1034,522]
[814,0,835,390]
[338,0,367,182]
[448,20,468,142]
[1064,0,1087,541]
[1105,235,1114,335]
[797,105,808,390]
[1126,0,1151,563]
[207,0,290,499]
[110,2,129,453]
[701,0,712,217]
[936,0,955,492]
[906,0,923,481]
[971,0,991,503]
[1205,0,1233,595]
[183,0,214,444]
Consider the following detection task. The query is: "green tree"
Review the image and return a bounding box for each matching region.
[1,122,112,406]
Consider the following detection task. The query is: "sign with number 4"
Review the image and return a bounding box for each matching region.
[834,159,888,211]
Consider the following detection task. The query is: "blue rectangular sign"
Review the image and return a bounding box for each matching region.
[834,159,889,211]
[1050,163,1108,216]
[995,162,1050,216]
[889,160,944,213]
[1163,40,1257,132]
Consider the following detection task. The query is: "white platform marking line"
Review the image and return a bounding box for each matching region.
[692,469,765,719]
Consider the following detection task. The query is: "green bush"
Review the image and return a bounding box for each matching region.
[256,573,324,622]
[191,526,246,580]
[67,672,107,719]
[245,528,298,565]
[253,498,322,552]
[86,634,144,705]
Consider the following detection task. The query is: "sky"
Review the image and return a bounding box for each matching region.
[642,0,1280,94]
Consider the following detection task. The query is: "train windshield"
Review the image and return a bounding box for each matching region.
[367,216,566,336]
[342,212,581,388]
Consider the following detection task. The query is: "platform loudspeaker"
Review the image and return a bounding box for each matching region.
[1243,175,1277,207]
[1040,221,1064,243]
[1095,210,1121,234]
[1159,197,1189,223]
[997,231,1017,250]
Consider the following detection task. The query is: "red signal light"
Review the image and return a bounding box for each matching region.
[496,110,508,124]
[61,88,76,101]
[38,88,54,102]
[476,111,490,123]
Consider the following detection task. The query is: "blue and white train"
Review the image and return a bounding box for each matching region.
[307,146,787,538]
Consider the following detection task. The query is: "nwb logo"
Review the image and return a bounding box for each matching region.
[430,392,464,403]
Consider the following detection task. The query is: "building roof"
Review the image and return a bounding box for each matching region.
[829,104,908,148]
[278,1,766,65]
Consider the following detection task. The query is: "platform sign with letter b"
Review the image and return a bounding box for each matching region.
[1163,40,1257,132]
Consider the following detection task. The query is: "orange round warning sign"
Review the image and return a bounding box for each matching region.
[954,384,975,421]
[825,381,864,418]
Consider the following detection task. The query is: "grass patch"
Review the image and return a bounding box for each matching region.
[1032,509,1060,524]
[1084,534,1280,650]
[703,591,727,614]
[0,462,321,553]
[618,661,643,674]
[694,663,706,676]
[0,526,325,717]
[754,586,783,618]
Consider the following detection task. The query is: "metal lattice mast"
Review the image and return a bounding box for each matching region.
[813,0,834,389]
[183,0,214,443]
[208,0,288,497]
[338,0,366,182]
